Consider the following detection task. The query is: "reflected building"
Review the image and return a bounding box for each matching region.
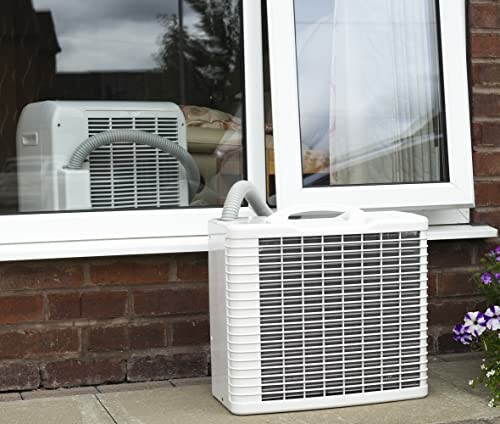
[0,0,60,210]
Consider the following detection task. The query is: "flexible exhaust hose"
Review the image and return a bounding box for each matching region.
[65,130,201,201]
[221,181,273,221]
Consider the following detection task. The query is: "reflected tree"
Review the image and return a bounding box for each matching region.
[155,0,242,113]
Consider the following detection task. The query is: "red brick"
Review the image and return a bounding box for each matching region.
[428,272,438,298]
[0,363,40,391]
[472,208,500,228]
[472,122,483,146]
[428,241,476,269]
[48,293,81,320]
[42,358,125,388]
[428,299,486,326]
[171,319,210,346]
[473,93,500,117]
[176,253,208,283]
[127,351,208,382]
[129,323,166,350]
[438,272,480,297]
[475,181,500,207]
[0,328,79,359]
[0,260,84,291]
[469,3,500,29]
[470,33,500,58]
[0,295,43,324]
[89,256,170,286]
[133,287,208,317]
[474,151,500,176]
[472,63,500,87]
[479,122,500,147]
[81,291,128,319]
[87,326,128,352]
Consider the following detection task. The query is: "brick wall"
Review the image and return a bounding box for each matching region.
[0,0,497,393]
[0,254,209,391]
[425,0,500,353]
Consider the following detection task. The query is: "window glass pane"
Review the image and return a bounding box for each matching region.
[294,0,449,188]
[262,0,276,207]
[0,0,244,213]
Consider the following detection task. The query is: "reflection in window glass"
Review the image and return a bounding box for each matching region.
[0,0,244,213]
[294,0,449,188]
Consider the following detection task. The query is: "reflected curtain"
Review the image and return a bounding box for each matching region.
[328,0,444,185]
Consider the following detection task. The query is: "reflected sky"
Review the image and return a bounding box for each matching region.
[32,0,197,72]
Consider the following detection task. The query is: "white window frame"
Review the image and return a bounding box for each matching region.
[0,0,267,261]
[266,0,475,216]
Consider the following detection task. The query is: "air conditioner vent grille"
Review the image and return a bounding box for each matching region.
[256,231,426,401]
[87,116,181,209]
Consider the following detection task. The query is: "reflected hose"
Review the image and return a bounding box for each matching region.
[65,130,201,201]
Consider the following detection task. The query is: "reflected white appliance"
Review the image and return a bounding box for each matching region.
[16,101,187,211]
[209,207,428,415]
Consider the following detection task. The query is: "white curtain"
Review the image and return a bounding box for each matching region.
[327,0,444,185]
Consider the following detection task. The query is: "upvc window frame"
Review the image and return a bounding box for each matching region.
[0,0,494,263]
[266,0,475,217]
[0,0,267,261]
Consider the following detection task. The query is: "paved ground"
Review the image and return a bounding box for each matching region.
[0,354,498,424]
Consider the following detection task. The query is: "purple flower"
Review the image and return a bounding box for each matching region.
[495,246,500,255]
[484,305,500,331]
[495,273,500,281]
[453,324,473,345]
[464,311,486,337]
[481,272,492,285]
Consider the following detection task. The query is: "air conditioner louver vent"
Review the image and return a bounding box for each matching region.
[256,231,425,401]
[87,116,181,209]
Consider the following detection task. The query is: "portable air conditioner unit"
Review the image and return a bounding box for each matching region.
[209,206,428,415]
[16,101,188,212]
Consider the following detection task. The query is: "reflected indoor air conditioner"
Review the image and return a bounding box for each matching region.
[16,101,199,212]
[209,181,429,415]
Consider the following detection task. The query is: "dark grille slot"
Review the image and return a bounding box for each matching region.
[258,232,426,401]
[87,116,182,209]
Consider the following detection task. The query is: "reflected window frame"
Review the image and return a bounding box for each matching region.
[0,0,267,260]
[266,0,474,224]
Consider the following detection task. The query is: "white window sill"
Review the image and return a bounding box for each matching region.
[427,224,497,241]
[0,224,496,262]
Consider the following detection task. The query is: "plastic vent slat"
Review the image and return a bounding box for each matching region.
[243,232,427,402]
[87,117,181,209]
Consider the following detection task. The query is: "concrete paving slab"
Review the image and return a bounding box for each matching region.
[438,353,483,362]
[98,375,500,424]
[429,359,491,399]
[0,395,114,424]
[97,380,173,393]
[21,386,98,400]
[170,377,211,387]
[0,392,21,402]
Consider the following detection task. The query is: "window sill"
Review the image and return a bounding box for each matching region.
[428,225,497,241]
[0,224,496,262]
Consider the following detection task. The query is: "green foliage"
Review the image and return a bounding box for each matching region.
[467,248,500,407]
[155,0,242,111]
[475,251,500,305]
[470,330,500,408]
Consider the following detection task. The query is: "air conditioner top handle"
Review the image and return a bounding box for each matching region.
[265,205,364,224]
[220,180,363,223]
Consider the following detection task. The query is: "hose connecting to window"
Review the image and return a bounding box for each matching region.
[65,130,201,201]
[220,180,273,221]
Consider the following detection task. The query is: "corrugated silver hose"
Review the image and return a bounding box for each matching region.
[221,181,273,221]
[65,130,201,201]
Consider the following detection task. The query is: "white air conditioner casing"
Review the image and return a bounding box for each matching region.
[16,101,188,212]
[209,208,428,415]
